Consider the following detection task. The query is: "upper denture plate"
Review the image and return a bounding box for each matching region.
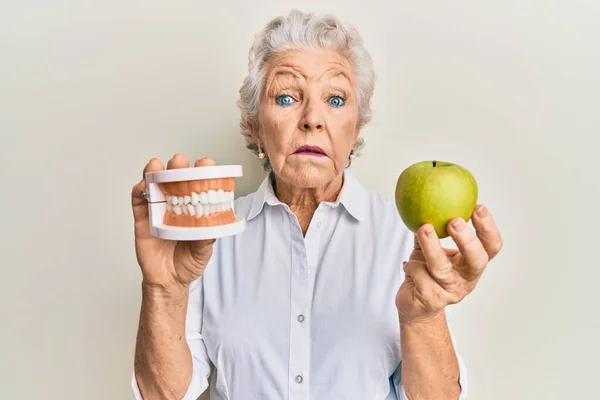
[199,192,208,204]
[191,192,199,205]
[217,189,225,202]
[184,195,191,205]
[171,196,178,205]
[178,196,184,205]
[208,190,217,204]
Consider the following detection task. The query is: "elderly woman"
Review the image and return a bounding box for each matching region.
[130,10,502,400]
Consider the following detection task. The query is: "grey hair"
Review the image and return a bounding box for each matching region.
[237,9,375,170]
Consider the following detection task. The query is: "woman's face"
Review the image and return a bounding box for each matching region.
[251,48,360,189]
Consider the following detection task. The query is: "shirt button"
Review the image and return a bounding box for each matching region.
[316,221,322,228]
[297,314,305,322]
[295,374,303,383]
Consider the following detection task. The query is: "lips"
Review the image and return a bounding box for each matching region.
[294,145,326,156]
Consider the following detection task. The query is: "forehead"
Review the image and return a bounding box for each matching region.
[265,48,355,86]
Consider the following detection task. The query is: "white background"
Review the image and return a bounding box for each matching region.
[1,1,599,399]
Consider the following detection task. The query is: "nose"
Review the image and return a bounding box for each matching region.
[299,98,324,132]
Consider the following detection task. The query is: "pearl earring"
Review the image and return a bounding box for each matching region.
[349,150,355,159]
[258,147,265,159]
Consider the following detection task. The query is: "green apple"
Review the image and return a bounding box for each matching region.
[395,160,478,238]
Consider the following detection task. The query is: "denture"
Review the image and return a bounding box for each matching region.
[144,162,246,240]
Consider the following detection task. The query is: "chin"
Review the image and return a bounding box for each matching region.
[280,163,337,188]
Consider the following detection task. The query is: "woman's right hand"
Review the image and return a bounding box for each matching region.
[131,153,216,290]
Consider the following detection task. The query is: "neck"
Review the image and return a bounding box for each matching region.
[273,172,344,233]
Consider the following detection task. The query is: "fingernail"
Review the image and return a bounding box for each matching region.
[424,225,435,237]
[476,205,487,217]
[452,218,465,232]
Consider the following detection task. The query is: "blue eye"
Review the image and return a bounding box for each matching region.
[276,95,295,106]
[329,96,345,107]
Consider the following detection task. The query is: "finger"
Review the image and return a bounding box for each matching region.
[471,204,503,261]
[194,157,216,167]
[166,153,190,194]
[410,239,458,263]
[167,153,190,169]
[410,235,425,262]
[446,217,489,280]
[404,261,455,311]
[413,234,421,251]
[416,224,460,286]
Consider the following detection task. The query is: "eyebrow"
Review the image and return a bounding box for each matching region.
[269,68,352,89]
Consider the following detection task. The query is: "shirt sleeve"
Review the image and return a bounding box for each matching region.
[131,277,212,400]
[392,307,469,399]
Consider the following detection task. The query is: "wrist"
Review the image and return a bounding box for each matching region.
[141,279,189,300]
[398,309,446,328]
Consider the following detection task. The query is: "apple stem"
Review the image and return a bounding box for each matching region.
[433,161,437,167]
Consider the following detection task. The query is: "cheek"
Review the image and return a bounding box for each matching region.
[263,110,296,150]
[331,113,358,148]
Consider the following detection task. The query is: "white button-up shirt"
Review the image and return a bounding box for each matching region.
[132,170,467,399]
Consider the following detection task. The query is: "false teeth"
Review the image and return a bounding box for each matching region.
[144,164,245,240]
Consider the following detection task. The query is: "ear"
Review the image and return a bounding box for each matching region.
[352,128,361,145]
[247,119,262,147]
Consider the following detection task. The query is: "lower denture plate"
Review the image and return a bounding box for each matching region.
[173,205,182,215]
[166,202,173,213]
[184,195,191,205]
[187,204,195,216]
[182,204,189,215]
[196,203,203,216]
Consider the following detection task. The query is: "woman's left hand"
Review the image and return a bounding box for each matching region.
[396,204,503,324]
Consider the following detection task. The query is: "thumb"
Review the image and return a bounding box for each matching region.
[131,178,148,223]
[132,158,165,236]
[189,239,216,266]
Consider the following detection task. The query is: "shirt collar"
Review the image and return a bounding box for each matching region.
[247,169,368,221]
